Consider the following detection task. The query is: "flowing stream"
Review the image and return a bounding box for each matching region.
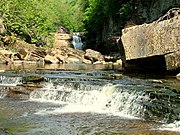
[0,64,180,134]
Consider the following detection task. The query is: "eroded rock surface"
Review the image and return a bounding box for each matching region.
[121,9,180,71]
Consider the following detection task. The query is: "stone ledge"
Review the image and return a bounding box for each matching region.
[121,13,180,71]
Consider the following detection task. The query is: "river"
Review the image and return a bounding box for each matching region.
[0,64,179,135]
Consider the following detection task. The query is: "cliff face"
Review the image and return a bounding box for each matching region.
[98,0,180,55]
[132,0,180,24]
[95,0,180,72]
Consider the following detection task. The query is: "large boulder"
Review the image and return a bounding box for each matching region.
[85,49,105,62]
[44,54,59,64]
[121,9,180,71]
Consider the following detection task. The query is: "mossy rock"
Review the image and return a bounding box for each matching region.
[22,76,44,83]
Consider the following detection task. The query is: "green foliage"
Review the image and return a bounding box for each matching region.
[119,3,133,18]
[83,0,133,35]
[0,0,85,46]
[0,0,134,48]
[83,0,105,32]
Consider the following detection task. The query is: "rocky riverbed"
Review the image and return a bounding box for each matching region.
[0,40,123,70]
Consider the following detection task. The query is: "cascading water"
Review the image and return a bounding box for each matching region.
[29,71,180,131]
[0,75,22,98]
[0,68,180,134]
[72,33,83,50]
[0,75,22,85]
[30,77,149,119]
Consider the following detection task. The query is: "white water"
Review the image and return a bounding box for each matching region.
[158,121,180,132]
[0,76,22,85]
[30,83,148,119]
[72,33,83,50]
[0,76,22,98]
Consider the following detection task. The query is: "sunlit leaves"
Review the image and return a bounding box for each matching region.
[0,0,85,46]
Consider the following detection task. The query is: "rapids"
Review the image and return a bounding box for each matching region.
[0,64,179,134]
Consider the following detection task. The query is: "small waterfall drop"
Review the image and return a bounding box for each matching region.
[0,75,22,98]
[30,81,148,118]
[0,75,22,85]
[72,33,83,50]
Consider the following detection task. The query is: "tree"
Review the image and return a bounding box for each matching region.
[0,0,85,46]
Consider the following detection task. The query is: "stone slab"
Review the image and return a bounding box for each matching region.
[165,51,180,71]
[121,15,180,60]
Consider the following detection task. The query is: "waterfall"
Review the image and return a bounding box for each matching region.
[0,75,22,85]
[30,81,148,118]
[0,75,22,98]
[72,33,83,50]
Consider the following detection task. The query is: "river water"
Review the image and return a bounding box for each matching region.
[0,64,180,135]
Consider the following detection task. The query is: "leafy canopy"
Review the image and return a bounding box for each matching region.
[0,0,84,46]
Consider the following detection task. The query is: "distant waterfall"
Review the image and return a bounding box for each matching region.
[72,33,83,50]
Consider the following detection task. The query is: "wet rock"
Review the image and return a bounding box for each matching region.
[0,86,31,99]
[17,83,43,91]
[22,76,44,83]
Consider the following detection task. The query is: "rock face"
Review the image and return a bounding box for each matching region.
[93,0,179,55]
[54,32,72,48]
[131,0,180,24]
[121,9,180,71]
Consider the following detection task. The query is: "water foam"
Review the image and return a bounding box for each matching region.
[158,121,180,132]
[30,83,147,119]
[0,76,22,85]
[0,76,22,98]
